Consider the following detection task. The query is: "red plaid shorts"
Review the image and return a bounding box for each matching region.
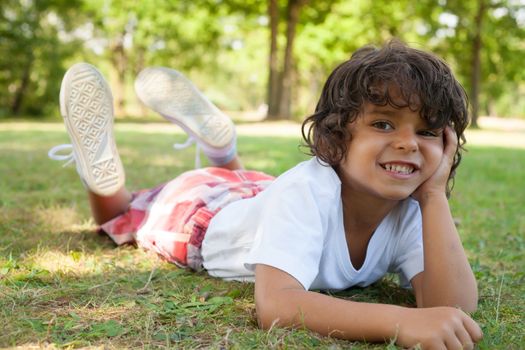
[101,167,274,270]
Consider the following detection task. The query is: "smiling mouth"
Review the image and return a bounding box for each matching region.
[381,163,416,175]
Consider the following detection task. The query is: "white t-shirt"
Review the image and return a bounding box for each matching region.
[202,158,424,291]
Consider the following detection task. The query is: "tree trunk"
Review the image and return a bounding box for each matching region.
[134,47,149,117]
[109,33,127,118]
[11,55,33,115]
[278,0,307,120]
[470,0,485,128]
[266,0,281,120]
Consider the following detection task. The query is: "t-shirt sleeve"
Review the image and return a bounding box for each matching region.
[390,201,424,288]
[244,180,329,290]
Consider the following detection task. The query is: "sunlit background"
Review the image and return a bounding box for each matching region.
[1,0,524,125]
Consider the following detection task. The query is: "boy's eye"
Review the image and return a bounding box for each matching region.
[418,129,440,137]
[372,121,393,130]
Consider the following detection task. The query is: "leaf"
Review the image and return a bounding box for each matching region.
[69,250,82,261]
[26,319,46,332]
[90,320,124,337]
[69,312,81,320]
[208,296,233,305]
[227,289,242,299]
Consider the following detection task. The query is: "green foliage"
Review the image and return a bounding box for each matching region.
[1,0,524,119]
[0,0,83,117]
[413,0,525,118]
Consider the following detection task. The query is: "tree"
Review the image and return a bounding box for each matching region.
[267,0,280,119]
[292,0,423,117]
[81,0,225,117]
[0,0,82,117]
[266,0,309,120]
[414,0,525,126]
[3,0,522,121]
[292,0,525,122]
[266,0,341,120]
[470,0,486,128]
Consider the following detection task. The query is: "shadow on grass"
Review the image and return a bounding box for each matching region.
[331,277,416,308]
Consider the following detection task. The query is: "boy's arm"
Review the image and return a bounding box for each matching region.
[255,264,482,348]
[411,126,478,311]
[411,193,478,311]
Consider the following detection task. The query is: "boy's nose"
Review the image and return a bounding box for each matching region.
[393,129,418,152]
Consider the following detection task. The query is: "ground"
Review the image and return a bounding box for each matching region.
[0,116,523,349]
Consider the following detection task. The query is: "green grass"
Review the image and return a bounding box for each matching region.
[0,121,523,349]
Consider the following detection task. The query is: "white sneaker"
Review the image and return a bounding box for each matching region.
[134,67,236,162]
[50,63,124,196]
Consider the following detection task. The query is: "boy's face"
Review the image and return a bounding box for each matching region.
[337,101,444,201]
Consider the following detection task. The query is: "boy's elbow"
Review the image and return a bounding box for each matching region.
[256,298,283,330]
[256,306,278,330]
[255,291,296,330]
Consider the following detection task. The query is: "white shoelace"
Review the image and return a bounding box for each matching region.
[48,144,75,166]
[173,137,201,168]
[50,141,202,169]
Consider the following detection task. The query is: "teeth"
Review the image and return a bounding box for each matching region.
[384,163,414,174]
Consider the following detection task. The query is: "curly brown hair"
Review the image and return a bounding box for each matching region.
[301,39,469,197]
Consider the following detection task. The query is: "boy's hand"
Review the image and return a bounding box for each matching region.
[397,306,483,350]
[412,126,458,203]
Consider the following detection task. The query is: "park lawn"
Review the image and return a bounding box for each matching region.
[0,121,523,349]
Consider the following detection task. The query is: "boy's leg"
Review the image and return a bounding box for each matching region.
[58,63,131,224]
[88,189,131,225]
[134,67,242,170]
[217,157,242,171]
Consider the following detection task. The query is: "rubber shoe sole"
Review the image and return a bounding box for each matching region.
[59,63,124,196]
[134,67,235,158]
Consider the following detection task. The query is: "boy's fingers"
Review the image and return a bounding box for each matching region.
[443,126,458,159]
[444,336,463,350]
[463,316,483,343]
[445,126,458,146]
[455,327,475,350]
